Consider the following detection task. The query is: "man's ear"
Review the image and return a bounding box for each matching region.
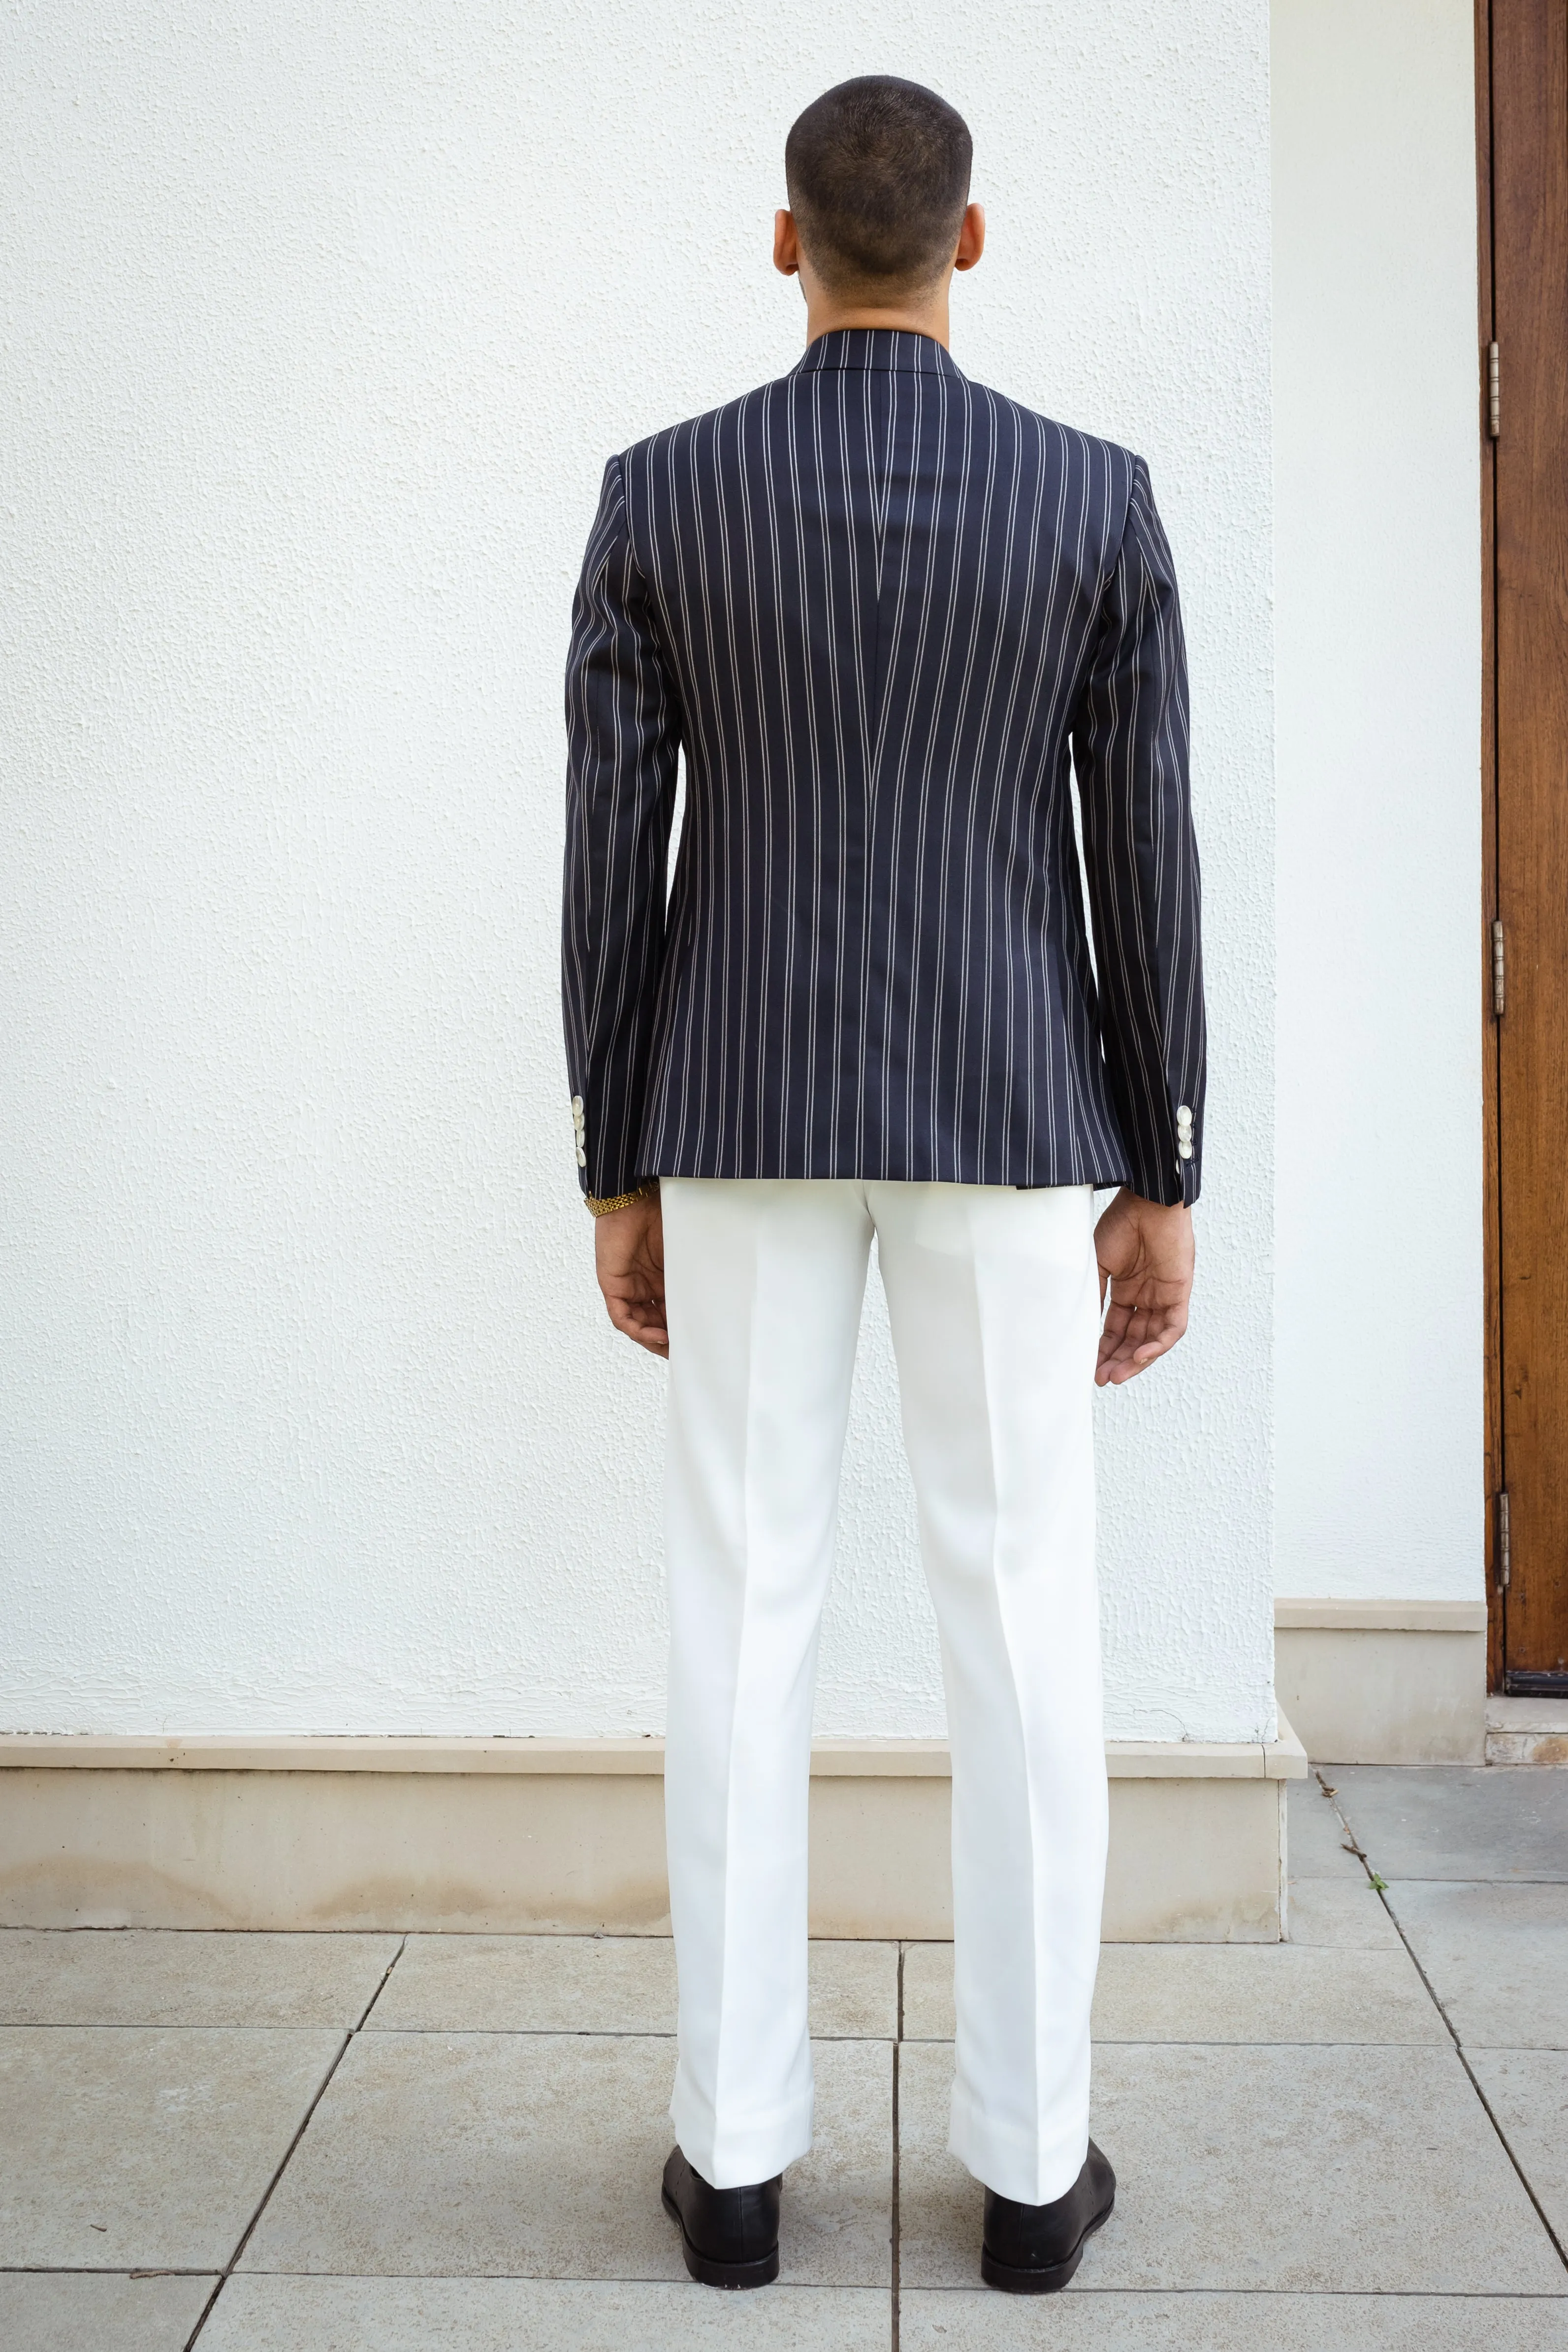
[774,209,800,277]
[953,202,986,273]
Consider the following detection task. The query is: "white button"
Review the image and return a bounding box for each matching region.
[1177,1140,1193,1160]
[576,1146,587,1167]
[571,1095,584,1114]
[1176,1103,1192,1127]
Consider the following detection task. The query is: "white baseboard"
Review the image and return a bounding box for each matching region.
[1274,1599,1487,1765]
[0,1721,1305,1944]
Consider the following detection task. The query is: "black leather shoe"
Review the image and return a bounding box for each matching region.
[981,2140,1116,2293]
[661,2146,781,2288]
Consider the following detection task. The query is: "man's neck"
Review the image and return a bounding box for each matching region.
[802,287,951,351]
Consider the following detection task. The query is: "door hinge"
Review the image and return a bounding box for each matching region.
[1498,1489,1511,1591]
[1492,917,1505,1017]
[1488,341,1501,438]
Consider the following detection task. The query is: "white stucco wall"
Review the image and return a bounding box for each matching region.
[1,0,1274,1740]
[1272,0,1483,1602]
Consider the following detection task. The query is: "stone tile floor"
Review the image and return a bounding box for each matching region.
[1,1767,1567,2348]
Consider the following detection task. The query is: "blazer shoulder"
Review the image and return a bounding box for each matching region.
[615,371,800,479]
[968,381,1141,487]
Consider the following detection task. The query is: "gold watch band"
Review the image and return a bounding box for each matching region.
[585,1180,659,1218]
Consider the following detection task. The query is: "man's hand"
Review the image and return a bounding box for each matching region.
[1093,1188,1194,1386]
[594,1191,668,1357]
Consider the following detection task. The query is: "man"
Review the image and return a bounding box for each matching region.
[563,75,1202,2296]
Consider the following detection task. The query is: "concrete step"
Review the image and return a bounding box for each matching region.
[1486,1694,1568,1767]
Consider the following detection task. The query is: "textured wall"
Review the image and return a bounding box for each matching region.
[1272,0,1483,1602]
[1,0,1275,1739]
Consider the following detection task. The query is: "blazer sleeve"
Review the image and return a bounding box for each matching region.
[1070,455,1207,1207]
[562,454,682,1201]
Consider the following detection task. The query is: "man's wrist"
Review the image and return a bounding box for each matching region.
[585,1179,659,1218]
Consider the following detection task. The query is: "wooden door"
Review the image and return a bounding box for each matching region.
[1490,0,1568,1691]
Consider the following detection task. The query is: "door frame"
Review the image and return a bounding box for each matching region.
[1475,0,1504,1691]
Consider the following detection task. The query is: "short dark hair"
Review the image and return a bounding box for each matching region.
[785,77,972,294]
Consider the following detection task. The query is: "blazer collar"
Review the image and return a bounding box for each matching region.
[794,327,961,379]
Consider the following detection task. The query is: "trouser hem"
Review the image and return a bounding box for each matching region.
[670,2076,814,2191]
[948,2074,1088,2207]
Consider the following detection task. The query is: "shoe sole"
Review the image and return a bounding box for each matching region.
[661,2186,780,2290]
[980,2195,1114,2295]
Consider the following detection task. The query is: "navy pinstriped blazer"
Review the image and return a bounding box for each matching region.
[563,328,1205,1207]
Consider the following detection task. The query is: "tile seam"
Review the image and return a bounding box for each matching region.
[1322,1771,1568,2281]
[5,2269,1562,2296]
[180,1933,410,2348]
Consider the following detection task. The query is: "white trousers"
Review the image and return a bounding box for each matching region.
[661,1178,1107,2207]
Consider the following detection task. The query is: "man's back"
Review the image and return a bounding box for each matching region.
[565,328,1202,1208]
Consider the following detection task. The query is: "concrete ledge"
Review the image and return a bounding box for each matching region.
[0,1724,1301,1944]
[0,1730,1306,1778]
[1274,1598,1487,1634]
[1274,1599,1486,1765]
[1486,1695,1568,1767]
